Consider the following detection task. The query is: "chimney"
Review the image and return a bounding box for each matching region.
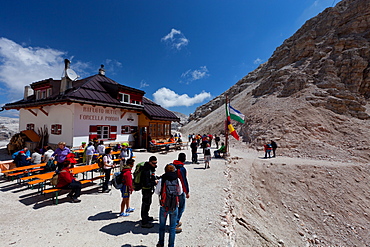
[23,86,33,100]
[99,64,105,76]
[60,59,72,94]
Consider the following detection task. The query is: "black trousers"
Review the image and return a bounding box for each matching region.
[61,180,82,199]
[103,168,111,191]
[141,188,153,224]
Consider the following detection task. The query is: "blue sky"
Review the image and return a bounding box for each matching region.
[0,0,337,117]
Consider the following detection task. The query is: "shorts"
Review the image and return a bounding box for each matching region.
[204,155,211,162]
[120,185,130,198]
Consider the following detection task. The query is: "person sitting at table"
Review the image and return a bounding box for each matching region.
[31,148,42,165]
[51,142,71,170]
[56,160,82,203]
[79,142,87,150]
[168,136,175,142]
[97,140,105,155]
[214,143,226,158]
[14,151,31,167]
[12,147,31,160]
[42,146,54,163]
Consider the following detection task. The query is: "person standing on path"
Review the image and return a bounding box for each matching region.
[102,148,115,193]
[190,139,199,164]
[85,142,95,165]
[214,135,220,149]
[204,143,211,169]
[155,164,183,247]
[173,153,190,233]
[119,158,135,217]
[140,156,158,228]
[270,140,278,158]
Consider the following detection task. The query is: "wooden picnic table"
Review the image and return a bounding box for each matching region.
[2,163,47,174]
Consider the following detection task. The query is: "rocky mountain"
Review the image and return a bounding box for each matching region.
[171,111,189,130]
[183,0,370,163]
[0,117,19,147]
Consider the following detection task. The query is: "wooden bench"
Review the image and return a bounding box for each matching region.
[43,175,106,205]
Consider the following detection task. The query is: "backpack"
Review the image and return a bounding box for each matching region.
[160,179,179,212]
[133,162,145,191]
[50,173,59,186]
[97,154,105,168]
[44,160,56,172]
[111,172,123,189]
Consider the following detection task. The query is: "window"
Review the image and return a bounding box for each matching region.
[149,123,157,137]
[26,123,35,130]
[89,125,117,140]
[131,100,141,105]
[121,125,131,134]
[97,126,110,139]
[121,125,138,134]
[165,124,170,136]
[119,93,130,103]
[51,124,62,135]
[35,87,52,100]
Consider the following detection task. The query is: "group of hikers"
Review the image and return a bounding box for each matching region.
[10,134,278,246]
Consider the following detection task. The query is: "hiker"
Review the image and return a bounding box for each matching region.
[102,148,115,193]
[56,160,82,203]
[264,143,272,158]
[119,158,135,217]
[51,142,71,170]
[31,148,42,165]
[204,143,211,169]
[12,147,31,160]
[42,146,54,163]
[190,139,199,164]
[271,140,278,158]
[214,134,220,149]
[173,153,190,233]
[14,151,31,167]
[85,142,95,165]
[120,142,133,170]
[140,156,158,228]
[97,140,105,155]
[214,142,226,158]
[155,164,183,247]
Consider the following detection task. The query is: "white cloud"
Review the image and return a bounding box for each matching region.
[140,80,149,88]
[161,28,189,50]
[153,87,211,108]
[0,38,89,100]
[181,66,209,84]
[253,58,263,64]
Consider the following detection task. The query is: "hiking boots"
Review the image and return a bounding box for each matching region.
[141,223,154,228]
[175,226,182,233]
[71,198,81,203]
[176,222,182,227]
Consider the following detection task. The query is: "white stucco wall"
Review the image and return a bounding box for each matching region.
[72,104,138,147]
[19,103,139,147]
[19,104,74,146]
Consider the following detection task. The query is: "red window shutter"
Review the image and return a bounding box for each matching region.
[89,125,98,140]
[109,126,117,140]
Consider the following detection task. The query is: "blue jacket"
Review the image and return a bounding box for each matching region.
[173,160,189,195]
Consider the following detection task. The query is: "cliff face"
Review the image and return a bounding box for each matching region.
[184,0,370,163]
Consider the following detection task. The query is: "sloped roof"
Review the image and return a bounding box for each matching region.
[4,74,145,111]
[142,97,180,122]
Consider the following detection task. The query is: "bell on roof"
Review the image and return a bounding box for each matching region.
[99,64,105,76]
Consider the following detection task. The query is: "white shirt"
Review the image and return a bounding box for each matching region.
[97,144,105,155]
[43,149,54,163]
[103,154,113,169]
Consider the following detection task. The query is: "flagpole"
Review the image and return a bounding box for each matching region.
[225,95,229,157]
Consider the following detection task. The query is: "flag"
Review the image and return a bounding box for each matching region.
[227,116,240,140]
[225,103,240,140]
[229,104,245,123]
